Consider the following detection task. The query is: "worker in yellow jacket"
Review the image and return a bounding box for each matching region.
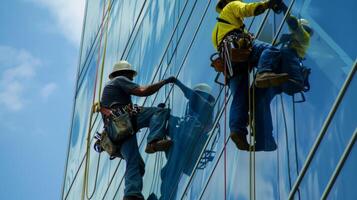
[212,0,289,151]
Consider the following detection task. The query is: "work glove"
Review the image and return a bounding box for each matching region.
[165,76,177,84]
[267,0,286,14]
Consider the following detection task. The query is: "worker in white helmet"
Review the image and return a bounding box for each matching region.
[99,60,177,200]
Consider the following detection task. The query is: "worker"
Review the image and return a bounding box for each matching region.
[148,81,216,200]
[100,60,176,200]
[212,0,289,151]
[254,4,313,151]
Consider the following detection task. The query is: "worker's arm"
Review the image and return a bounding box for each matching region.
[229,0,272,17]
[174,79,195,99]
[131,76,176,97]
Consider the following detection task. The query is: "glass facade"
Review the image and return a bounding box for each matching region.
[62,0,356,199]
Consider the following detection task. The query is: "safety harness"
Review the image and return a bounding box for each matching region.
[93,103,141,160]
[210,17,254,79]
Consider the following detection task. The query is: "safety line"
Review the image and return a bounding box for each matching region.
[81,1,108,199]
[76,0,115,92]
[61,0,90,197]
[292,95,301,200]
[64,120,101,200]
[273,13,282,200]
[64,0,116,194]
[276,98,281,200]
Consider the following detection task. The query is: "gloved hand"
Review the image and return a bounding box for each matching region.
[165,76,177,84]
[267,0,286,14]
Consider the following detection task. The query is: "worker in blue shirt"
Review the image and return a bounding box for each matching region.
[99,60,177,200]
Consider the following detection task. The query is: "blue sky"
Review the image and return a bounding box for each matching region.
[0,0,84,199]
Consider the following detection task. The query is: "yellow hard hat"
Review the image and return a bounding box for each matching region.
[109,60,137,79]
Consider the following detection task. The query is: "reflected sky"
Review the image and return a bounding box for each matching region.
[62,0,357,199]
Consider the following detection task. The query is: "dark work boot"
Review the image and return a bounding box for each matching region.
[255,137,277,152]
[255,72,289,88]
[145,139,173,154]
[230,132,250,151]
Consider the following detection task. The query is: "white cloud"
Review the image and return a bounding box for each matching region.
[0,46,41,111]
[28,0,85,46]
[41,82,58,100]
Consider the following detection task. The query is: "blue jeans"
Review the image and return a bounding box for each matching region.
[120,107,170,198]
[229,74,249,135]
[228,40,280,135]
[254,87,279,145]
[280,48,306,95]
[250,40,281,74]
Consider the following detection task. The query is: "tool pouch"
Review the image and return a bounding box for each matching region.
[228,32,253,63]
[99,130,119,156]
[107,112,134,143]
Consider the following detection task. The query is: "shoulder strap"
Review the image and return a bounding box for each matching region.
[216,17,232,25]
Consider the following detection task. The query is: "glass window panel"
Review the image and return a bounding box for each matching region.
[295,67,357,199]
[328,143,357,200]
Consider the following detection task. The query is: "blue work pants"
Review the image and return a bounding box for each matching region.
[120,107,170,198]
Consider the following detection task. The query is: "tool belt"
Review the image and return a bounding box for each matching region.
[93,103,141,160]
[211,29,254,79]
[102,103,141,143]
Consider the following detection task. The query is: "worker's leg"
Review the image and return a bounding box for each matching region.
[280,48,306,95]
[251,40,281,73]
[228,73,250,150]
[136,107,172,153]
[254,87,278,151]
[120,135,145,199]
[250,40,289,88]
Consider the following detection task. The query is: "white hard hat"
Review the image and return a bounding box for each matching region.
[109,60,137,79]
[193,83,212,95]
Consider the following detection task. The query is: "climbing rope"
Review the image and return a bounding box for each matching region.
[81,1,111,199]
[292,95,302,200]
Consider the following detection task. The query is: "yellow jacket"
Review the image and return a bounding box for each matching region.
[286,16,311,58]
[211,0,269,49]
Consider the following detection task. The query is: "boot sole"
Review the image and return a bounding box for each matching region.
[255,74,289,88]
[145,140,173,154]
